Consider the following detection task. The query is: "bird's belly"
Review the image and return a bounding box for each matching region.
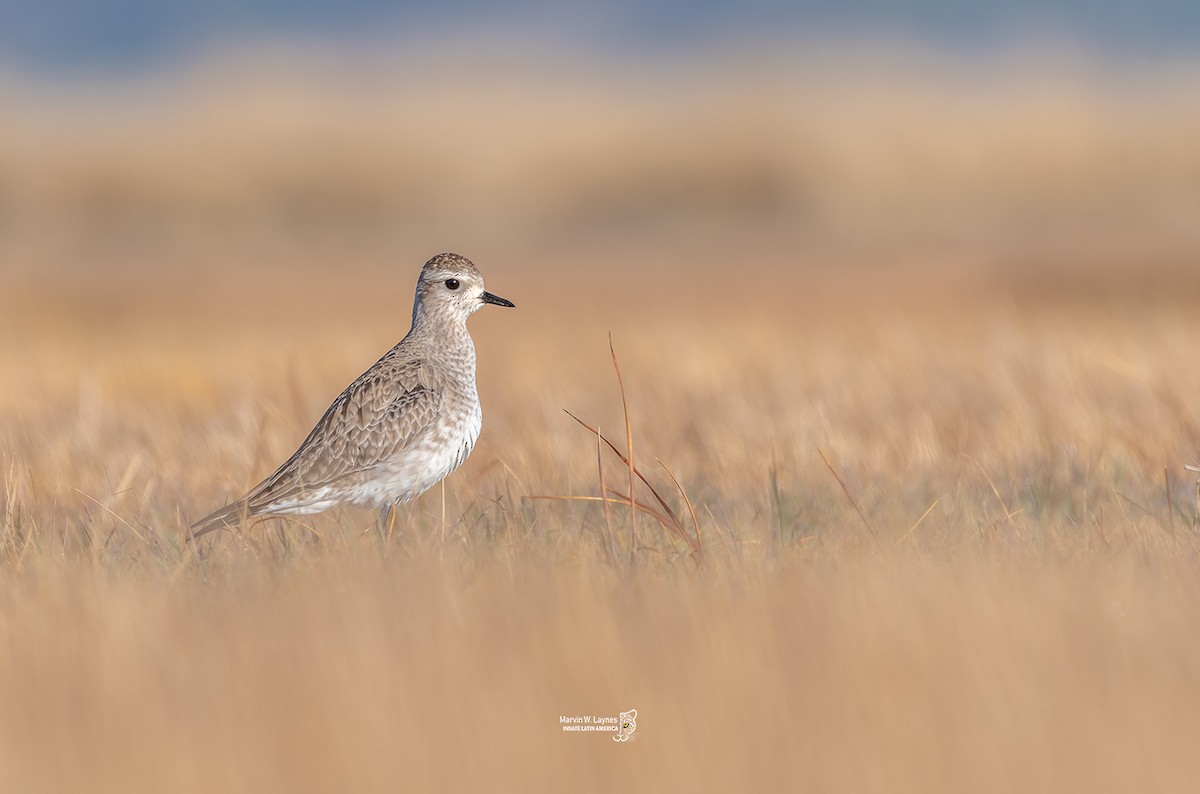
[351,408,483,508]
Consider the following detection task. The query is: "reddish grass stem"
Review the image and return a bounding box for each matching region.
[817,448,879,545]
[609,335,638,563]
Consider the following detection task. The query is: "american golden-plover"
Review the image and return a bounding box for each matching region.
[191,252,514,538]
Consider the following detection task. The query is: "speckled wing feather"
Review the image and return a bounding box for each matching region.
[191,354,441,535]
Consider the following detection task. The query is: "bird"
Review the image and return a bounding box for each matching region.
[190,252,514,539]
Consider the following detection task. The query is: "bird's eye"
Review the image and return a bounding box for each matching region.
[445,279,460,290]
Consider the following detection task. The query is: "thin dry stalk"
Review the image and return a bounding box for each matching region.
[563,411,701,554]
[817,448,879,545]
[769,454,785,550]
[597,426,618,562]
[74,488,148,544]
[609,335,637,562]
[1114,490,1153,517]
[1187,464,1200,531]
[657,458,702,555]
[1164,467,1175,535]
[895,495,943,545]
[967,455,1011,517]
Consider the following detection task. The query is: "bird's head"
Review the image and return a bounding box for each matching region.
[413,252,514,326]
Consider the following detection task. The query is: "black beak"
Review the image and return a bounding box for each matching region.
[481,291,515,308]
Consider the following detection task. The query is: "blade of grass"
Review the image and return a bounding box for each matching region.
[817,448,879,545]
[769,453,785,551]
[657,458,702,555]
[966,454,1010,517]
[563,411,683,528]
[597,425,619,563]
[895,495,943,545]
[609,334,638,562]
[1165,466,1175,535]
[73,488,148,544]
[563,410,699,553]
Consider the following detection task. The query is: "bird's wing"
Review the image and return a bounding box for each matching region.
[191,356,442,535]
[249,356,442,507]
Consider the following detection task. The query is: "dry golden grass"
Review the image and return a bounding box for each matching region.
[4,262,1200,791]
[4,51,1200,791]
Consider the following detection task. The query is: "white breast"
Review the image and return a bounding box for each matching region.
[351,390,483,508]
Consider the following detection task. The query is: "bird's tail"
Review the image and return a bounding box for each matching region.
[188,500,254,541]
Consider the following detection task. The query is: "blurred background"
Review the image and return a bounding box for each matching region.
[1,0,1199,301]
[7,5,1200,792]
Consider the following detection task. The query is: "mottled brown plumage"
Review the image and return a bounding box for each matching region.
[191,252,514,538]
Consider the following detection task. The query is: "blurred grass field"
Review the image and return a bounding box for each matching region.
[4,52,1200,792]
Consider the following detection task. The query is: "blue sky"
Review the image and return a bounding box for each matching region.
[1,0,1198,72]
